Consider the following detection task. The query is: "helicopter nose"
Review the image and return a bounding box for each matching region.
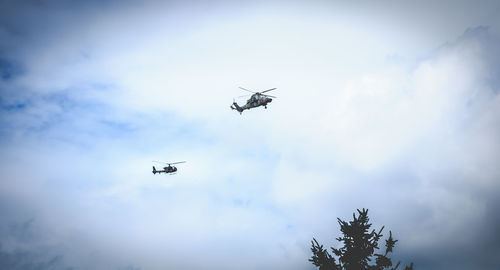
[267,98,272,102]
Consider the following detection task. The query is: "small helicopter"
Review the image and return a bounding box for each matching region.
[152,161,186,175]
[230,87,277,114]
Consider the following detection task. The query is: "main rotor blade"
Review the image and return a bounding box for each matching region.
[238,94,251,98]
[262,94,277,98]
[169,161,186,165]
[153,161,186,165]
[261,88,277,93]
[239,87,256,93]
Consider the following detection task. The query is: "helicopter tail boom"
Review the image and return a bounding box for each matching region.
[230,101,244,114]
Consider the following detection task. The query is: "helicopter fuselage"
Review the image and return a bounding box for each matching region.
[152,165,177,174]
[231,93,273,114]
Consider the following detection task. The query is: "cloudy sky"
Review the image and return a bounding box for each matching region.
[1,0,500,269]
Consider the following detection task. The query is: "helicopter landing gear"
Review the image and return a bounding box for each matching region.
[265,106,267,109]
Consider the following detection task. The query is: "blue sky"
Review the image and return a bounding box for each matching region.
[1,0,500,269]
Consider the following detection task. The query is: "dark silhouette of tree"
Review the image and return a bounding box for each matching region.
[310,208,413,270]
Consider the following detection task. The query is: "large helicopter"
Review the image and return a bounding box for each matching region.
[152,161,186,175]
[230,87,277,114]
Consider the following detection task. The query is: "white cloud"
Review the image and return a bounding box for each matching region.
[1,1,500,269]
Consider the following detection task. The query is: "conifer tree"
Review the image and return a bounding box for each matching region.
[310,209,413,270]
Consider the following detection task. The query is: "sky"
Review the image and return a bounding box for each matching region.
[1,0,500,269]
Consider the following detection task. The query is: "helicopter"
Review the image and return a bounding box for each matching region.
[152,161,186,175]
[230,87,277,114]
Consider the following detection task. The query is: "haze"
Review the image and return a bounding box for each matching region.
[1,1,500,269]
